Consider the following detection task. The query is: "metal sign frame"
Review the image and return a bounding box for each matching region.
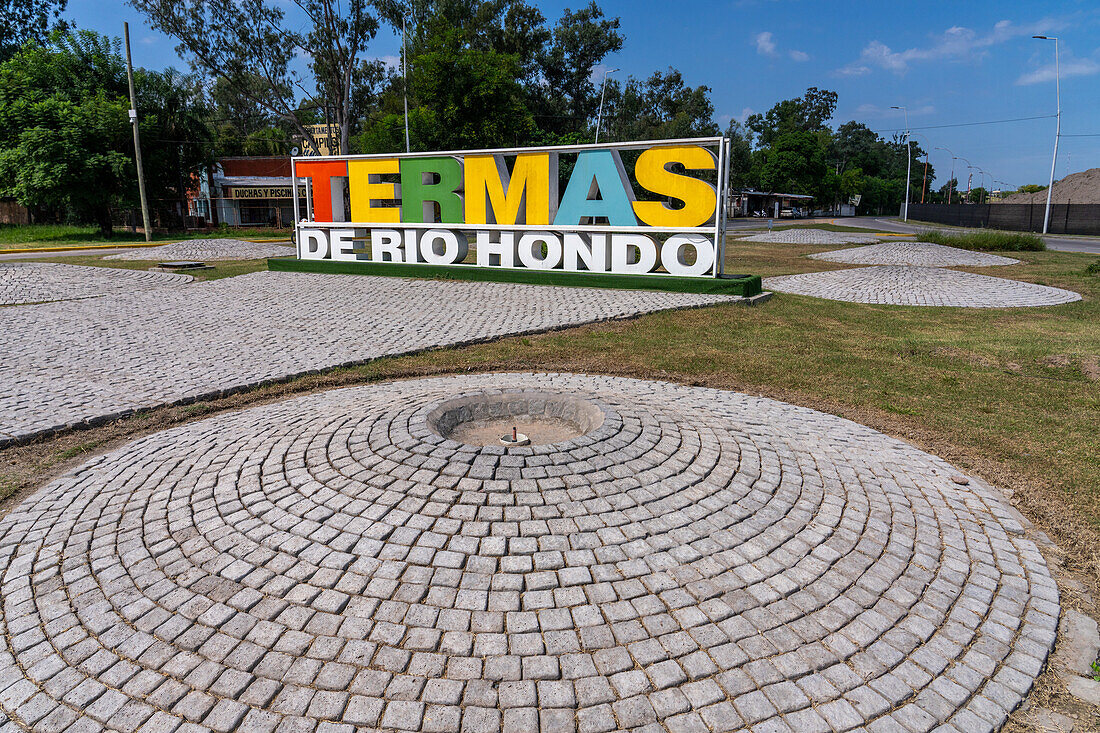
[290,137,730,277]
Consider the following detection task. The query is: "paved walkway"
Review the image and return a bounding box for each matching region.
[765,266,1081,308]
[0,262,192,306]
[738,229,883,246]
[0,373,1057,732]
[809,242,1019,267]
[0,272,730,444]
[105,239,294,261]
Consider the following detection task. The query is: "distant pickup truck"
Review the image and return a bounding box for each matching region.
[779,207,808,218]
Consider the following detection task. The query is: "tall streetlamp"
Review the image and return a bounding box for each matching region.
[402,12,411,153]
[1033,35,1060,234]
[957,155,974,202]
[935,146,957,204]
[594,68,619,144]
[891,105,911,221]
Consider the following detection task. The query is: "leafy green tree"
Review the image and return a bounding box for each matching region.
[535,2,623,137]
[129,0,377,154]
[0,0,68,60]
[0,31,211,235]
[600,68,718,142]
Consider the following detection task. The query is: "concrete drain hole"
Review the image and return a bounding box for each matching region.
[426,391,605,446]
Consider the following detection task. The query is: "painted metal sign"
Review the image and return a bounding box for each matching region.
[291,137,730,277]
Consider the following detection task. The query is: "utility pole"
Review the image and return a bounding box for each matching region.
[402,13,410,153]
[1032,35,1060,234]
[123,22,152,241]
[594,68,618,144]
[891,105,911,220]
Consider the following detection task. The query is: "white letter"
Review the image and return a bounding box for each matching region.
[562,233,610,272]
[476,230,518,268]
[661,234,715,276]
[420,229,468,265]
[329,229,358,261]
[300,229,328,259]
[517,231,562,270]
[611,234,658,274]
[371,229,403,262]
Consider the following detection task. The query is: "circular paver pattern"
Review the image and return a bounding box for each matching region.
[104,238,293,261]
[0,262,193,305]
[809,242,1020,267]
[765,266,1081,308]
[738,228,882,245]
[0,373,1058,732]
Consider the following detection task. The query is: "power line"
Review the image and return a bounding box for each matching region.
[872,114,1056,134]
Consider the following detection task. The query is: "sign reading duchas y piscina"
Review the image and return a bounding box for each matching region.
[292,137,731,278]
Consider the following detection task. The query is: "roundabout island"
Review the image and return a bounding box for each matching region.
[0,373,1058,732]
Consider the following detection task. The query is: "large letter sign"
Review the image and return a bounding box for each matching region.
[291,137,731,278]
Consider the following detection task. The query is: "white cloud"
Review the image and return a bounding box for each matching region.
[1016,57,1100,85]
[837,16,1069,76]
[789,49,810,62]
[736,106,754,123]
[754,31,778,57]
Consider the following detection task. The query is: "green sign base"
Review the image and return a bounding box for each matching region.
[268,258,763,297]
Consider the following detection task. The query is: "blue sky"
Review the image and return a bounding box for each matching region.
[70,0,1100,190]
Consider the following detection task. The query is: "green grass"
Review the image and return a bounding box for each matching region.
[0,223,290,250]
[918,229,1046,252]
[1087,259,1100,275]
[29,254,269,281]
[317,241,1099,550]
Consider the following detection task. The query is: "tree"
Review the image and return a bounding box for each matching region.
[129,0,378,154]
[535,2,623,137]
[0,31,212,235]
[746,86,837,147]
[725,120,753,188]
[601,68,718,142]
[0,0,68,60]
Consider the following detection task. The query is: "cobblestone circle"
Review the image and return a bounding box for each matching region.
[0,373,1057,732]
[809,243,1019,267]
[0,272,730,443]
[738,229,882,245]
[105,239,294,261]
[0,262,192,306]
[764,266,1082,308]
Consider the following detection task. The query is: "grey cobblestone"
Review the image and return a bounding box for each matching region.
[0,271,731,443]
[764,265,1080,307]
[0,373,1058,731]
[0,262,191,306]
[104,238,294,261]
[808,241,1019,267]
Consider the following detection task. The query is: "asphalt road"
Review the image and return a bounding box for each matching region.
[838,217,1100,255]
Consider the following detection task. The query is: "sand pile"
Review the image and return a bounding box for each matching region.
[1002,168,1100,204]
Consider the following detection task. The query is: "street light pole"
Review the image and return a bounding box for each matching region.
[123,23,152,241]
[594,68,618,144]
[1032,36,1060,234]
[402,13,411,153]
[891,105,911,221]
[935,146,956,204]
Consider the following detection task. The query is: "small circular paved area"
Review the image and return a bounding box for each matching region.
[809,242,1019,267]
[765,266,1081,308]
[105,239,293,261]
[0,262,192,306]
[0,374,1057,732]
[738,229,882,245]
